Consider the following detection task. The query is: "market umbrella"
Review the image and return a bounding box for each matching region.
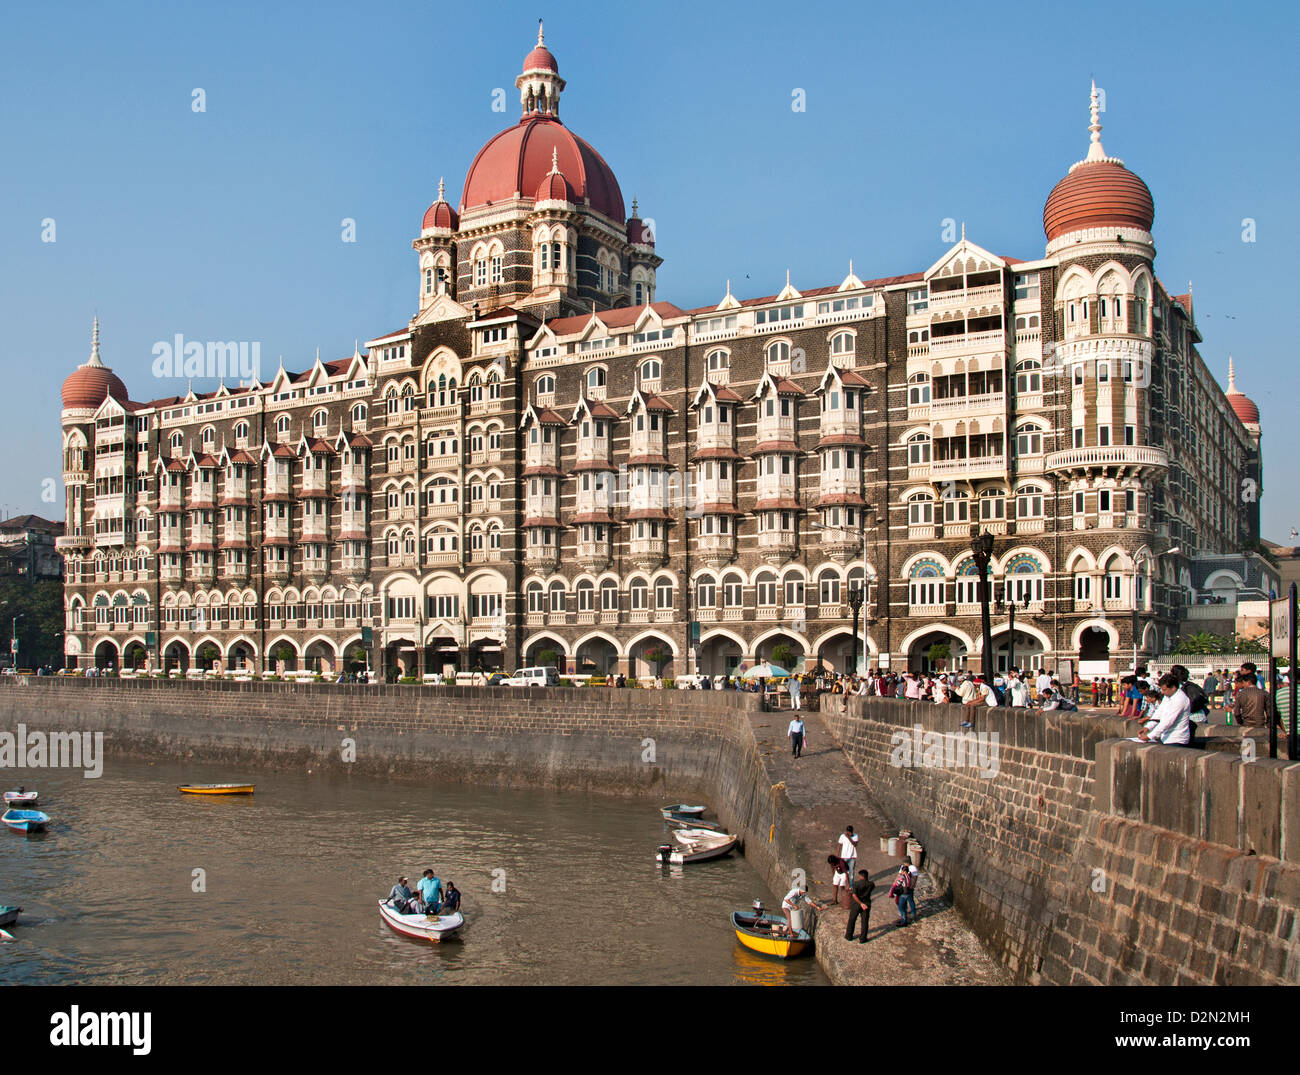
[743,663,790,679]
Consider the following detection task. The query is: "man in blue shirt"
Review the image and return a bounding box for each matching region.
[417,868,443,913]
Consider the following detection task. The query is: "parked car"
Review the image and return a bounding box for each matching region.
[502,666,561,688]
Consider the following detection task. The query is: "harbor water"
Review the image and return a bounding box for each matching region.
[1,758,827,986]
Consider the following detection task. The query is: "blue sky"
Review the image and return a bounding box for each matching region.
[2,0,1295,540]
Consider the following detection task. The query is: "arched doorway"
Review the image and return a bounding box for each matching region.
[122,641,148,672]
[1079,626,1112,675]
[525,635,567,669]
[991,628,1045,674]
[163,640,190,674]
[697,634,742,678]
[907,629,968,674]
[575,636,618,676]
[304,639,337,675]
[628,634,676,680]
[424,635,459,675]
[195,641,221,671]
[383,639,416,679]
[468,638,503,673]
[94,639,119,671]
[756,632,805,673]
[816,630,858,675]
[228,640,255,674]
[269,639,300,673]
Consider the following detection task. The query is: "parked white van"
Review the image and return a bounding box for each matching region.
[502,666,561,687]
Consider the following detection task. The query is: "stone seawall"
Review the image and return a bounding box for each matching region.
[823,697,1300,984]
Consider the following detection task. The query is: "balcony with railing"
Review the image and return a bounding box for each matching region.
[930,453,1007,480]
[524,441,559,472]
[264,467,291,499]
[928,282,1003,311]
[159,482,183,510]
[755,473,797,504]
[929,391,1005,420]
[695,532,736,566]
[340,462,368,487]
[1045,445,1170,475]
[695,421,734,454]
[302,464,329,496]
[629,536,668,569]
[301,515,329,543]
[929,328,1005,356]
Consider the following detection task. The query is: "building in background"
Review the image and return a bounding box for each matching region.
[0,514,64,579]
[57,32,1262,679]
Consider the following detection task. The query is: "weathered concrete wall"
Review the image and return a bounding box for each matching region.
[822,697,1300,984]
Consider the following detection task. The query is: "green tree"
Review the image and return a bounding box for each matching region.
[927,642,951,669]
[770,642,799,671]
[643,646,672,676]
[0,575,65,669]
[536,647,561,668]
[1172,632,1227,655]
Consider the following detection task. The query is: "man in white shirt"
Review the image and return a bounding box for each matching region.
[956,676,976,704]
[1008,673,1029,708]
[787,715,808,758]
[837,826,859,884]
[1137,674,1192,745]
[1036,669,1052,697]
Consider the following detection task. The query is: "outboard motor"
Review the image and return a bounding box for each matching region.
[751,898,766,920]
[657,844,674,864]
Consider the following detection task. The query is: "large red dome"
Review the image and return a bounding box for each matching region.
[461,115,624,222]
[1043,160,1154,240]
[62,365,128,410]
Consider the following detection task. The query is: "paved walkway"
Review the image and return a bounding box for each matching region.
[749,704,1008,985]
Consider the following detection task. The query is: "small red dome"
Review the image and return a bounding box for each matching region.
[523,44,558,73]
[421,199,458,231]
[1044,160,1154,241]
[62,365,128,410]
[535,167,576,204]
[1228,392,1260,425]
[462,115,624,221]
[627,216,654,246]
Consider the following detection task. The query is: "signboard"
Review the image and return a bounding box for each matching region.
[1270,597,1292,660]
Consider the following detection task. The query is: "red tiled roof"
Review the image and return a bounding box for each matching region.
[712,386,744,403]
[817,434,867,448]
[522,516,562,528]
[771,377,805,396]
[522,465,566,478]
[194,454,218,468]
[348,433,373,448]
[816,493,866,507]
[270,444,297,458]
[573,459,616,472]
[218,539,248,549]
[262,536,291,546]
[627,453,671,467]
[535,407,569,426]
[833,368,869,386]
[753,440,801,454]
[543,302,688,337]
[587,402,620,419]
[572,511,614,524]
[229,450,258,465]
[694,503,744,515]
[626,508,673,521]
[339,530,368,540]
[753,498,801,511]
[164,459,187,472]
[643,394,675,413]
[307,438,335,455]
[368,328,410,343]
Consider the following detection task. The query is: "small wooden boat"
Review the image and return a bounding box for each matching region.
[177,783,255,795]
[0,906,21,928]
[2,809,50,833]
[660,804,705,820]
[664,814,727,833]
[377,899,464,943]
[731,910,812,959]
[656,833,737,865]
[672,827,734,845]
[3,790,38,806]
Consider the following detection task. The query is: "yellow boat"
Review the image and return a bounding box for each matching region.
[731,911,812,959]
[177,783,255,795]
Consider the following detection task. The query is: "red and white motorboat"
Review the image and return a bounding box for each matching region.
[377,899,464,943]
[3,790,38,806]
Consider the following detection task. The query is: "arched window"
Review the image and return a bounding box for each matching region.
[1015,484,1046,520]
[549,581,566,614]
[275,415,290,438]
[234,421,249,443]
[655,577,674,609]
[706,350,729,374]
[766,341,790,366]
[1015,422,1046,458]
[201,426,216,448]
[586,366,607,392]
[386,387,399,415]
[600,579,618,611]
[907,492,934,526]
[1014,360,1042,395]
[908,560,945,607]
[170,432,184,451]
[1002,553,1045,606]
[640,359,661,382]
[818,569,841,606]
[351,403,367,423]
[1133,276,1150,335]
[978,487,1006,521]
[313,409,328,429]
[907,432,931,465]
[535,375,556,399]
[695,574,716,608]
[908,373,930,405]
[576,579,596,612]
[629,578,649,610]
[527,581,545,613]
[721,574,743,608]
[942,488,969,524]
[756,571,778,607]
[829,332,854,357]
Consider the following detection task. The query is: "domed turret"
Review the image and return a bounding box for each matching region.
[534,149,577,205]
[1043,83,1154,242]
[1225,357,1260,427]
[421,177,459,232]
[62,318,128,411]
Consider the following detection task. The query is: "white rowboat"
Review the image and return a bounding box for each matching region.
[656,833,738,865]
[377,899,464,943]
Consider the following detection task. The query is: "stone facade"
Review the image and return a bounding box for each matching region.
[55,32,1261,679]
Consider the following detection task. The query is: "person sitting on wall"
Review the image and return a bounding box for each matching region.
[1135,674,1193,745]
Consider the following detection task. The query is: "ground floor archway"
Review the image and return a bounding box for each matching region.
[468,638,503,673]
[906,628,968,674]
[628,634,677,680]
[575,636,618,675]
[163,640,190,674]
[524,635,567,668]
[227,639,256,673]
[122,640,148,671]
[697,633,742,677]
[304,639,337,674]
[424,636,459,675]
[1079,625,1112,675]
[94,639,119,671]
[755,632,806,673]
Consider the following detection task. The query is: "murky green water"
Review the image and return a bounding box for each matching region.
[1,757,826,986]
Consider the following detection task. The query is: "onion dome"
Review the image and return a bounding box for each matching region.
[523,21,558,73]
[62,318,128,410]
[1225,357,1260,426]
[1043,82,1154,241]
[534,149,577,204]
[421,177,459,231]
[626,197,654,246]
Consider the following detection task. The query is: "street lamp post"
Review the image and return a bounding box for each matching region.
[996,595,1026,672]
[847,586,864,676]
[971,529,995,683]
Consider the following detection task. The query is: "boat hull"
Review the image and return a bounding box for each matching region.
[3,792,38,806]
[2,809,49,833]
[377,899,464,942]
[178,784,255,795]
[660,804,705,819]
[0,906,21,928]
[731,912,812,959]
[656,834,737,865]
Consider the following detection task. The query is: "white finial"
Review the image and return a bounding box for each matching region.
[354,339,361,358]
[848,258,853,275]
[786,268,791,287]
[1085,80,1107,162]
[87,317,104,367]
[1228,356,1236,393]
[550,147,559,173]
[960,221,966,241]
[725,279,732,298]
[315,347,321,364]
[438,177,445,201]
[538,19,544,46]
[631,196,639,217]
